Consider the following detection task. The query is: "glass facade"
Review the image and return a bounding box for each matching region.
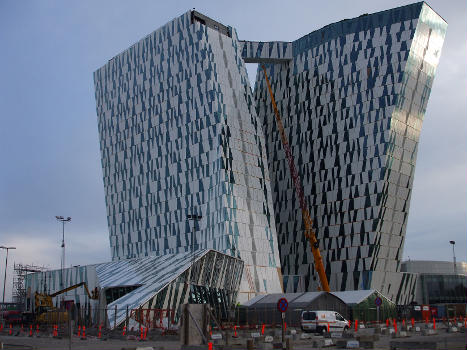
[93,10,283,301]
[421,274,467,304]
[25,250,243,328]
[92,3,447,305]
[252,2,446,304]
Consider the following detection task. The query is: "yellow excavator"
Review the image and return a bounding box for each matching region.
[262,65,330,292]
[34,282,99,323]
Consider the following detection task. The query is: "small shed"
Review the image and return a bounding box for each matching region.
[240,292,348,327]
[331,290,396,322]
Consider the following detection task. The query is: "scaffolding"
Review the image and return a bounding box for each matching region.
[13,263,47,306]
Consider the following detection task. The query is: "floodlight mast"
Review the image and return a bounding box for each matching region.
[449,240,457,274]
[55,216,71,305]
[0,246,16,304]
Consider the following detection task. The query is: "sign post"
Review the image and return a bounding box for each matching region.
[277,298,288,350]
[375,297,382,324]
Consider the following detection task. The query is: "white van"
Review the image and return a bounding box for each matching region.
[300,310,349,333]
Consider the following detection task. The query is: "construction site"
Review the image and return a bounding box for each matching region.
[1,2,466,350]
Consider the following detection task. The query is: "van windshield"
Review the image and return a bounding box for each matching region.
[303,311,316,320]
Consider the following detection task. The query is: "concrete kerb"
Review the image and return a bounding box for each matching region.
[389,340,437,350]
[224,327,353,349]
[421,329,438,336]
[391,331,410,339]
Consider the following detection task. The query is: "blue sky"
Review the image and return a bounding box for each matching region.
[0,0,466,300]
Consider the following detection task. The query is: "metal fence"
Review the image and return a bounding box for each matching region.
[2,303,466,336]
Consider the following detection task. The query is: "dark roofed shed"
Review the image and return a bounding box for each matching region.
[240,292,348,327]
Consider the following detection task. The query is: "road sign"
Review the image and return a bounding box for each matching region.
[375,297,382,307]
[277,298,288,313]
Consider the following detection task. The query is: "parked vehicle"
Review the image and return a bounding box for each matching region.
[2,310,22,324]
[301,310,349,333]
[0,303,24,324]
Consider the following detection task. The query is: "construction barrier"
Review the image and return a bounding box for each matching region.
[130,308,176,330]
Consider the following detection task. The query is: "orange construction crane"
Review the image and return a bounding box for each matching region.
[262,65,330,292]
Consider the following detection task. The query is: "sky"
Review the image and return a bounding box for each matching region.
[0,0,465,301]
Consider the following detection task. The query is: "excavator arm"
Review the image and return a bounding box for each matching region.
[262,65,330,292]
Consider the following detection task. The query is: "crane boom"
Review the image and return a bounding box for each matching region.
[261,65,330,292]
[49,281,97,299]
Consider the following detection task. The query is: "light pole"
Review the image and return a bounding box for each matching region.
[449,240,457,274]
[55,216,71,300]
[0,246,16,304]
[187,214,202,271]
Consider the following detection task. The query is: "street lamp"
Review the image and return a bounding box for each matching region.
[55,216,71,297]
[449,240,457,274]
[0,246,16,304]
[187,214,202,270]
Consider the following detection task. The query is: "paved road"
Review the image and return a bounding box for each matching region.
[1,335,177,350]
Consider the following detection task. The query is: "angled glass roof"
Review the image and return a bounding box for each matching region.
[96,249,209,327]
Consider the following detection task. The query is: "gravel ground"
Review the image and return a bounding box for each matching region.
[1,325,466,350]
